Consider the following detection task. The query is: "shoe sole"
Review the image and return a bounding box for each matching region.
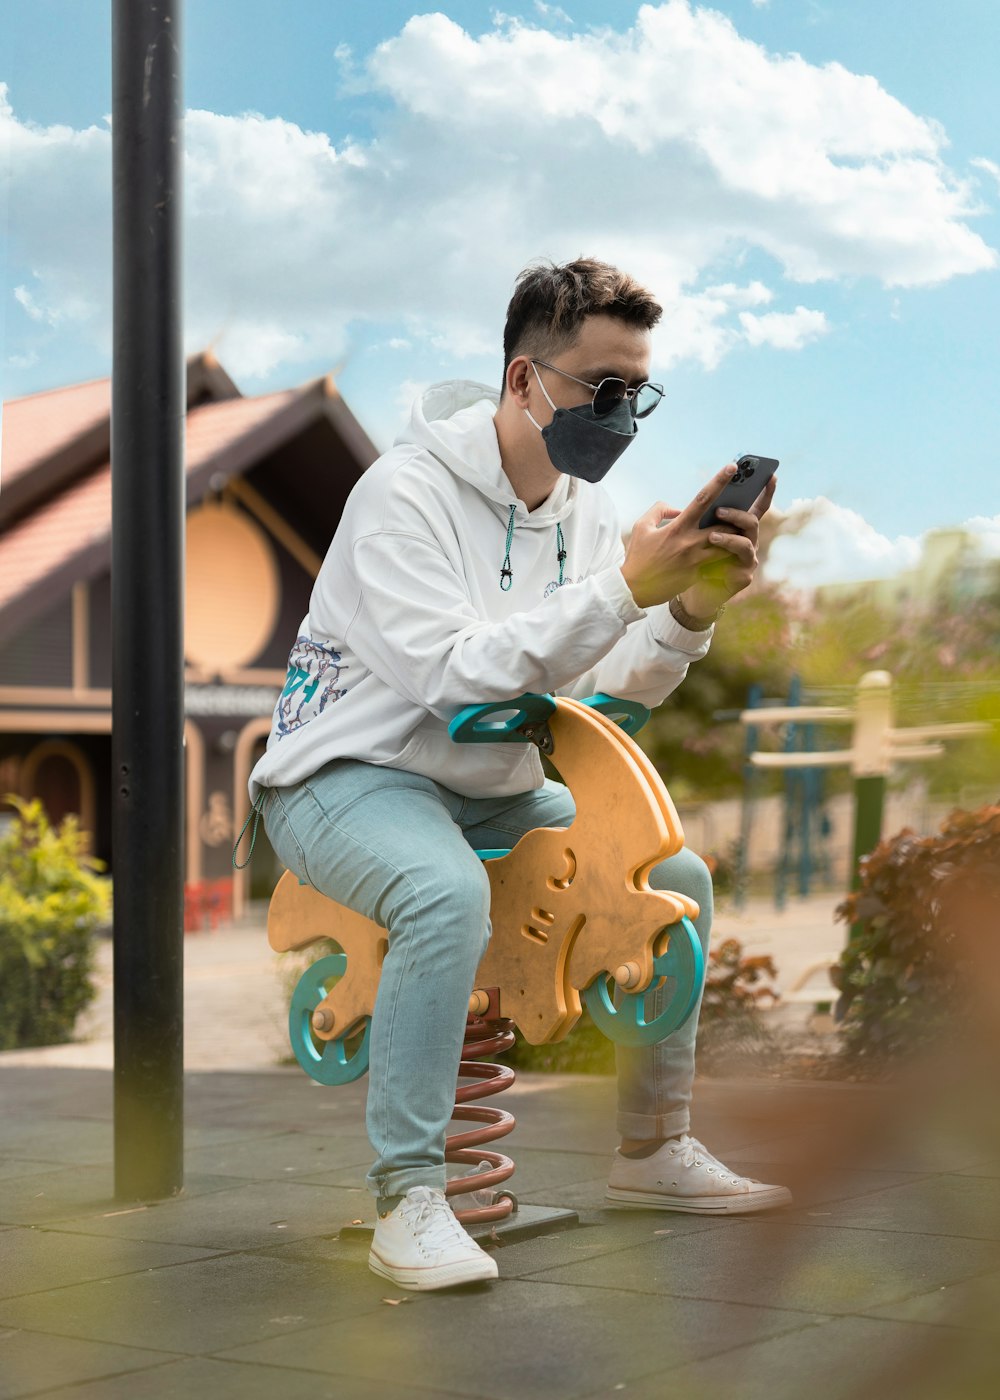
[605,1184,793,1214]
[368,1249,498,1291]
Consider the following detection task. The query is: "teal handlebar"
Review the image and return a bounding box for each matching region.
[577,693,651,735]
[448,693,556,744]
[448,692,650,744]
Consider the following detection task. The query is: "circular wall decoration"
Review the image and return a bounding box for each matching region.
[184,501,280,673]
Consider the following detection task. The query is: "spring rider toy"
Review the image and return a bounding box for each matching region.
[267,693,705,1224]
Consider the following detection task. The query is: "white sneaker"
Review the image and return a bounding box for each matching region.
[606,1133,792,1214]
[368,1185,499,1291]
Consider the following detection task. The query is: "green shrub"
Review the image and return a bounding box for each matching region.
[0,796,110,1050]
[699,937,778,1026]
[832,804,1000,1067]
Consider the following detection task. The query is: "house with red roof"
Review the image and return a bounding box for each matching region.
[0,351,377,922]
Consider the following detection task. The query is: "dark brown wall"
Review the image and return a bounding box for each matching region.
[246,417,360,561]
[253,538,315,670]
[0,597,74,687]
[88,574,112,688]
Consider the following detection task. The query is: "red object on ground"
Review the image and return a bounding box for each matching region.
[184,878,233,933]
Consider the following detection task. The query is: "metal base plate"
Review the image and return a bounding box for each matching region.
[339,1202,579,1248]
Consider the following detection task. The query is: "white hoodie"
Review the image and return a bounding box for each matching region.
[248,380,714,802]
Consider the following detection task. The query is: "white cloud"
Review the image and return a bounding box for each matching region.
[1,2,995,388]
[13,286,47,323]
[764,497,1000,588]
[971,156,1000,193]
[738,305,829,350]
[766,497,921,586]
[534,1,573,23]
[394,377,435,418]
[963,513,1000,556]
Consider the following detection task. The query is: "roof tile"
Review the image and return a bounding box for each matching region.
[2,376,112,487]
[0,387,300,616]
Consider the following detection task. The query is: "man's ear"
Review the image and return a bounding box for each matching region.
[506,355,532,407]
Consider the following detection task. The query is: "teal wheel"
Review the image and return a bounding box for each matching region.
[582,916,704,1047]
[289,953,371,1085]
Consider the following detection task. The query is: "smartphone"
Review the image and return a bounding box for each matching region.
[699,455,779,529]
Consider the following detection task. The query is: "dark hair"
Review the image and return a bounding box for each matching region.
[501,257,662,390]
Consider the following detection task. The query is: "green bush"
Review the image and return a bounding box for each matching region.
[0,796,110,1050]
[832,804,1000,1067]
[699,937,778,1026]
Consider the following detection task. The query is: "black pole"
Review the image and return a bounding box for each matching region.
[111,0,184,1200]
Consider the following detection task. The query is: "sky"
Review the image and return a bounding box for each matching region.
[2,0,999,587]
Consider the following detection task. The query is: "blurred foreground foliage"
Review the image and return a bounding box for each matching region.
[833,803,1000,1067]
[0,796,109,1050]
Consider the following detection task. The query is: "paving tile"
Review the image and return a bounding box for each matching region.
[0,1120,115,1169]
[0,1251,387,1354]
[0,1067,112,1118]
[0,1327,180,1400]
[217,1279,820,1400]
[521,1217,1000,1315]
[515,1175,614,1211]
[183,1131,372,1181]
[252,1212,723,1274]
[9,1355,462,1400]
[865,1269,1000,1330]
[183,1072,370,1136]
[586,1313,996,1400]
[957,1160,1000,1179]
[40,1179,371,1251]
[0,1159,69,1183]
[489,1215,726,1278]
[496,1079,619,1156]
[721,1151,923,1209]
[0,1226,226,1300]
[0,1165,258,1227]
[783,1174,1000,1243]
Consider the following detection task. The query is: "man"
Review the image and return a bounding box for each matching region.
[247,258,791,1292]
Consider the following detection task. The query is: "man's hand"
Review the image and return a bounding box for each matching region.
[620,464,776,613]
[679,471,777,619]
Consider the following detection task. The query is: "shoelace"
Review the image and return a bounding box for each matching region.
[670,1134,753,1186]
[398,1187,470,1251]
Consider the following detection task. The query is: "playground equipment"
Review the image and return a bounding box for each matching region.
[740,670,992,936]
[267,692,706,1225]
[732,677,834,910]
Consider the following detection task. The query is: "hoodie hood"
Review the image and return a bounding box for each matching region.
[395,379,578,528]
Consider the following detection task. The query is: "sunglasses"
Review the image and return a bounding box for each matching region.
[531,358,664,419]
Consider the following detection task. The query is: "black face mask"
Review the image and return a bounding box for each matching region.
[525,373,638,483]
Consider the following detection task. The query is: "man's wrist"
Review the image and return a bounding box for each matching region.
[669,593,725,631]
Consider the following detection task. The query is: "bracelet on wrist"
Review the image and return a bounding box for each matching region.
[669,595,725,631]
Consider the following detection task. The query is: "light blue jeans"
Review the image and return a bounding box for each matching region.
[262,757,712,1207]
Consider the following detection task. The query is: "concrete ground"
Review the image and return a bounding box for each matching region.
[2,895,998,1398]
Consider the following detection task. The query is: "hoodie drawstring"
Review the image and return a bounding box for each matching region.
[500,505,516,591]
[500,507,567,592]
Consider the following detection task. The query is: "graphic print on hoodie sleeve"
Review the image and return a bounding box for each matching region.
[275,635,348,739]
